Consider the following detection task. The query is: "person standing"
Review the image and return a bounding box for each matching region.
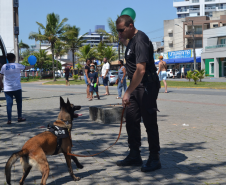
[116,60,127,99]
[64,67,70,86]
[116,15,161,172]
[172,67,176,79]
[88,65,100,101]
[101,57,110,95]
[157,56,167,93]
[0,53,26,124]
[181,65,185,78]
[84,59,91,98]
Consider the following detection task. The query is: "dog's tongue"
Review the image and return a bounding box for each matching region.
[73,113,82,118]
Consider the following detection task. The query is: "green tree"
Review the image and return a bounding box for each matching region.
[75,44,96,62]
[192,70,199,85]
[29,13,68,81]
[54,41,67,75]
[197,69,206,82]
[94,41,106,63]
[186,70,193,82]
[96,17,123,60]
[19,40,30,60]
[61,25,87,74]
[103,46,117,63]
[33,50,52,79]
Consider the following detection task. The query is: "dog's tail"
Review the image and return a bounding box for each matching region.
[5,149,29,185]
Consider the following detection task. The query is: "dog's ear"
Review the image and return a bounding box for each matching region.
[60,96,65,108]
[67,98,70,105]
[66,98,71,110]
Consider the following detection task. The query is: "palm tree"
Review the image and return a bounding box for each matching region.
[75,44,96,62]
[33,50,52,79]
[103,46,117,63]
[94,41,106,63]
[96,18,122,60]
[61,25,87,74]
[54,41,67,75]
[19,40,29,60]
[29,13,68,81]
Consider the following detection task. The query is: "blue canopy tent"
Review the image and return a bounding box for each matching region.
[155,57,201,65]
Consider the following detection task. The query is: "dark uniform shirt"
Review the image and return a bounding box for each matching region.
[125,30,155,82]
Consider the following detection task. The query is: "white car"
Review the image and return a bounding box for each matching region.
[166,69,178,78]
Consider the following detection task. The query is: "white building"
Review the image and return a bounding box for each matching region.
[201,26,226,77]
[152,42,162,51]
[174,0,226,18]
[0,0,14,53]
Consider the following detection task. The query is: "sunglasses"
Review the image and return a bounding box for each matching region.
[116,28,125,33]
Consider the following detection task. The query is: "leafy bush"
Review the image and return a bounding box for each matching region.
[73,74,78,81]
[197,69,206,82]
[192,70,200,85]
[186,70,193,82]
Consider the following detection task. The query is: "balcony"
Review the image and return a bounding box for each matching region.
[177,9,188,12]
[189,7,200,12]
[186,44,202,48]
[186,31,202,35]
[205,7,216,12]
[205,0,215,2]
[205,44,226,50]
[192,0,199,3]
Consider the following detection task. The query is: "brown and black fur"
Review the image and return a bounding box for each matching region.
[5,97,83,185]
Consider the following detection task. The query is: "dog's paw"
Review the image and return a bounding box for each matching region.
[77,164,84,169]
[73,176,81,181]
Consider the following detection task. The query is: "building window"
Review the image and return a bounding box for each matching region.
[209,62,214,75]
[213,24,218,28]
[220,39,226,45]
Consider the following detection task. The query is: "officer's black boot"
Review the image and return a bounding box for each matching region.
[141,153,161,172]
[116,148,143,166]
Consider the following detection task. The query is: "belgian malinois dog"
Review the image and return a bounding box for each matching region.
[5,97,83,185]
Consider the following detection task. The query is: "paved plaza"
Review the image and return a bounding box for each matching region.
[0,83,226,185]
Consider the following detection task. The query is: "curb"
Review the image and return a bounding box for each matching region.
[166,86,226,90]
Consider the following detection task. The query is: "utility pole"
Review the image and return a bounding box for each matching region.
[189,20,196,70]
[13,0,19,63]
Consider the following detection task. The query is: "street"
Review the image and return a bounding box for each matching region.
[0,83,226,185]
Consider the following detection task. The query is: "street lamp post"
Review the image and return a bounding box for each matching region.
[13,0,19,63]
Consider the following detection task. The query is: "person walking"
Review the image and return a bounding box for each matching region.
[88,65,100,101]
[101,57,110,95]
[181,65,185,78]
[172,67,176,79]
[0,53,26,124]
[116,60,127,99]
[64,67,70,86]
[116,15,161,172]
[84,59,91,98]
[157,56,167,93]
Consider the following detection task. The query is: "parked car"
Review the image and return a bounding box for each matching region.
[176,68,192,78]
[55,72,61,78]
[166,69,178,78]
[98,70,118,86]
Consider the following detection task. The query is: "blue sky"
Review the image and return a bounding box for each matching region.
[19,0,177,45]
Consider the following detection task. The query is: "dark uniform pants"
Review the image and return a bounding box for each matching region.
[126,80,160,154]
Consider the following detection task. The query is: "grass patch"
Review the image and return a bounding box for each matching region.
[43,79,85,85]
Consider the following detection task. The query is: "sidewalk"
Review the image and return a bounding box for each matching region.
[0,85,226,184]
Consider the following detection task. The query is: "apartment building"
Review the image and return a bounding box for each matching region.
[174,0,226,18]
[164,11,226,52]
[201,26,226,77]
[0,0,15,53]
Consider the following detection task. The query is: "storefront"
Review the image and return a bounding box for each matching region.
[203,58,226,77]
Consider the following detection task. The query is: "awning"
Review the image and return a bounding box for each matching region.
[155,57,201,64]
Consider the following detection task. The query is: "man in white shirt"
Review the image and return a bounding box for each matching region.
[181,65,185,78]
[0,53,26,124]
[101,57,110,95]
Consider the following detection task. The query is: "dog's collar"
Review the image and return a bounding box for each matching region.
[58,119,72,125]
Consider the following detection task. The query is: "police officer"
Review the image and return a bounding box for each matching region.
[116,15,161,172]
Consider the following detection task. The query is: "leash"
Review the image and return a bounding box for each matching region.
[67,107,126,157]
